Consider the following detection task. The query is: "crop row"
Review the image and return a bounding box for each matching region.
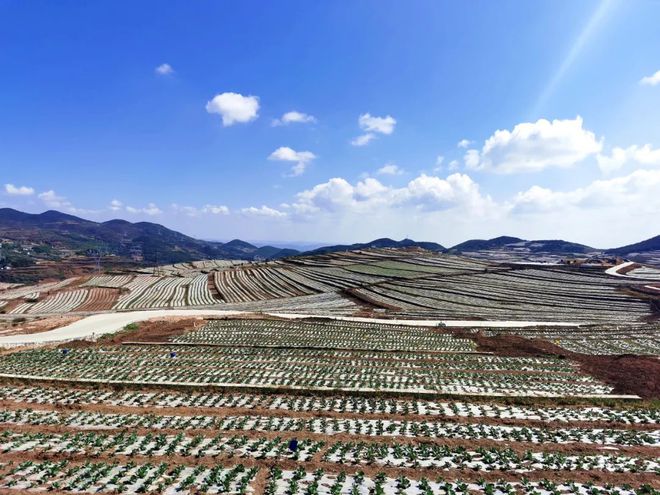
[1,409,657,446]
[213,267,318,303]
[478,325,660,356]
[81,275,134,288]
[27,288,89,314]
[0,277,76,301]
[2,386,655,424]
[0,346,613,397]
[0,282,21,291]
[175,319,477,352]
[75,287,120,312]
[114,277,190,310]
[0,430,324,461]
[265,467,656,495]
[1,459,257,493]
[218,291,358,315]
[1,429,654,474]
[113,275,218,310]
[321,441,658,472]
[5,459,653,495]
[137,258,247,277]
[354,268,652,323]
[188,274,218,306]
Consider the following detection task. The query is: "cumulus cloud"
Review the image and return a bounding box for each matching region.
[4,184,34,196]
[291,173,492,217]
[596,144,660,173]
[352,113,396,146]
[377,163,403,176]
[359,113,396,134]
[206,92,259,126]
[171,203,231,216]
[109,199,123,211]
[272,111,316,126]
[155,63,174,76]
[457,139,473,149]
[125,203,162,216]
[202,204,230,215]
[512,168,660,213]
[241,205,287,218]
[351,133,376,147]
[640,70,660,86]
[268,146,316,176]
[38,190,70,208]
[465,116,602,174]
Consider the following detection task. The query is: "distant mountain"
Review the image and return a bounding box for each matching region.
[449,236,595,254]
[305,237,446,255]
[0,208,297,266]
[449,236,524,252]
[607,235,660,256]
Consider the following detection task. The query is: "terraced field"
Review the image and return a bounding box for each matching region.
[0,326,656,495]
[0,251,658,493]
[2,248,659,323]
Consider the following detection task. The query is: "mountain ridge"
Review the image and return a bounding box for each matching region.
[0,208,297,266]
[2,209,659,270]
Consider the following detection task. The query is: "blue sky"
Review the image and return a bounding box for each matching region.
[1,0,660,248]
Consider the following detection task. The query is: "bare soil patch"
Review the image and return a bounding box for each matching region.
[618,263,643,275]
[0,315,83,337]
[458,331,660,400]
[58,316,205,349]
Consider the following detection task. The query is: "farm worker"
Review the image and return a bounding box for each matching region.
[288,438,298,452]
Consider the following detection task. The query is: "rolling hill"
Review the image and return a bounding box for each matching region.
[449,236,596,255]
[305,237,446,255]
[608,235,660,256]
[0,208,297,266]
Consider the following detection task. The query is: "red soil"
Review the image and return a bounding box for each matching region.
[459,331,660,400]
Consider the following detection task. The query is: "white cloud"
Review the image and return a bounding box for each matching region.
[241,205,287,218]
[268,146,316,176]
[404,174,493,212]
[640,70,660,86]
[126,203,162,216]
[171,204,199,216]
[155,63,174,76]
[272,111,316,126]
[359,113,396,134]
[351,113,396,146]
[448,160,460,171]
[457,139,472,149]
[466,116,602,174]
[291,173,492,217]
[377,163,403,176]
[597,144,660,173]
[109,199,123,211]
[38,190,70,208]
[512,168,660,213]
[171,203,231,216]
[202,204,230,215]
[464,150,480,169]
[351,133,376,147]
[206,92,259,126]
[4,184,34,196]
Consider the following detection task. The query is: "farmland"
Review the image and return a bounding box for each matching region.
[0,249,658,494]
[0,313,657,494]
[1,249,659,324]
